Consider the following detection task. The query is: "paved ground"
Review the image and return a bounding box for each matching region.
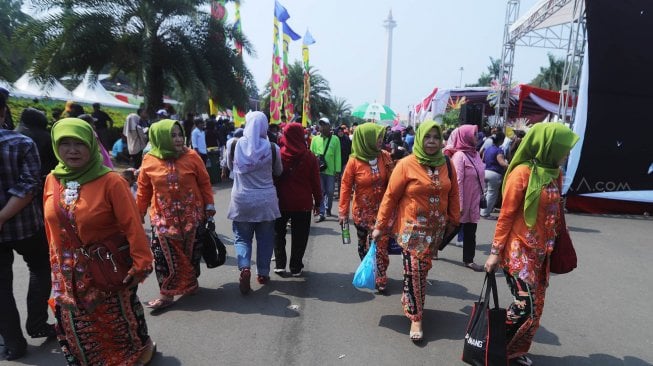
[3,180,653,365]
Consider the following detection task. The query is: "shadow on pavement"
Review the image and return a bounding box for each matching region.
[567,226,601,233]
[271,271,376,304]
[425,278,479,301]
[151,285,301,318]
[378,308,469,345]
[530,353,652,366]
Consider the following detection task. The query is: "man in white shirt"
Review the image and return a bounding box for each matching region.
[191,118,208,164]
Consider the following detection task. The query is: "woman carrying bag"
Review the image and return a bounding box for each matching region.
[44,118,155,365]
[372,121,460,342]
[137,119,215,311]
[484,123,579,366]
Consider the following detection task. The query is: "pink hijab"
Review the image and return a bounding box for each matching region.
[444,124,484,176]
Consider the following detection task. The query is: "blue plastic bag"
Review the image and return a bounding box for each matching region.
[352,241,377,289]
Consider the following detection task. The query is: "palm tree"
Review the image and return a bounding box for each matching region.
[327,96,351,125]
[22,0,254,114]
[0,0,33,81]
[469,57,500,87]
[530,53,565,91]
[260,61,331,123]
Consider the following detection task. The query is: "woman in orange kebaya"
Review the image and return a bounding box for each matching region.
[484,123,579,366]
[43,118,155,365]
[137,119,215,311]
[372,120,460,342]
[338,122,394,293]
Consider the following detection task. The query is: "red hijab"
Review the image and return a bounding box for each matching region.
[280,123,307,165]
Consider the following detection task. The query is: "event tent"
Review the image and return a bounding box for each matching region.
[72,70,138,109]
[13,72,73,101]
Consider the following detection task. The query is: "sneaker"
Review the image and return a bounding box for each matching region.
[314,215,325,223]
[239,268,251,294]
[512,355,533,366]
[273,268,285,275]
[257,275,270,284]
[290,270,302,277]
[454,242,464,248]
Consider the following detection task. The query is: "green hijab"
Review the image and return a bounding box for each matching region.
[51,118,111,185]
[413,120,446,167]
[148,119,184,160]
[350,122,386,161]
[503,122,579,227]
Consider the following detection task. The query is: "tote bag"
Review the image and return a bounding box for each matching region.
[550,202,577,274]
[462,272,508,366]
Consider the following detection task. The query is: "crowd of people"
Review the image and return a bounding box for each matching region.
[1,88,579,366]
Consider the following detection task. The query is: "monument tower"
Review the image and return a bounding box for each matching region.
[383,10,397,107]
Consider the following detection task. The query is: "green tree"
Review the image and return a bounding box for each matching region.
[260,61,332,123]
[0,0,34,81]
[467,57,500,87]
[327,96,351,125]
[530,53,565,91]
[22,0,254,115]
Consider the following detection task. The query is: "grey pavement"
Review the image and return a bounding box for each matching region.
[4,180,653,366]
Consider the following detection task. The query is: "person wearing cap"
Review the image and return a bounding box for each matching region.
[92,103,114,150]
[310,117,341,222]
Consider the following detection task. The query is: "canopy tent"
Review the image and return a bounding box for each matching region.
[72,70,138,109]
[13,72,73,101]
[410,85,570,125]
[509,0,575,36]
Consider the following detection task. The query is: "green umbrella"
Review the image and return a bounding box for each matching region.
[351,102,396,121]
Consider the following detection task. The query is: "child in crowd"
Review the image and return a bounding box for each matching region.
[121,168,138,197]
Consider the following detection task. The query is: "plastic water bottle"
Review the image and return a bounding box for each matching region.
[341,219,351,244]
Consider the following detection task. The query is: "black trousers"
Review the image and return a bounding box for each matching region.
[274,211,311,274]
[0,230,52,350]
[461,222,478,264]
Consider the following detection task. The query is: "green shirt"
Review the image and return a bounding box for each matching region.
[310,134,342,176]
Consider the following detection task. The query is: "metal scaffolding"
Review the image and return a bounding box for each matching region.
[495,0,586,123]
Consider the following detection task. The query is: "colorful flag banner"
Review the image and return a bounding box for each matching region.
[301,29,315,127]
[270,1,290,124]
[232,106,246,127]
[233,1,243,55]
[281,22,301,121]
[211,0,227,21]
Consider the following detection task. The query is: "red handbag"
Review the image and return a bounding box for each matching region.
[550,202,577,274]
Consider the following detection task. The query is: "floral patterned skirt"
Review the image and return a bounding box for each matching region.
[55,286,150,366]
[151,228,202,296]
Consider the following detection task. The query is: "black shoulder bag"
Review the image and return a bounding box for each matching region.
[317,136,332,172]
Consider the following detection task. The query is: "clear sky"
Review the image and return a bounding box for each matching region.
[237,0,564,119]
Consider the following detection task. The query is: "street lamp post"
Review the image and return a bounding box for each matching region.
[458,67,464,88]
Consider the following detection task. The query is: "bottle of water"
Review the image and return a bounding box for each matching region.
[341,218,351,244]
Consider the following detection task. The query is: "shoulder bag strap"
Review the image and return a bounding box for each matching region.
[464,152,484,191]
[51,180,85,249]
[444,155,453,182]
[322,136,332,157]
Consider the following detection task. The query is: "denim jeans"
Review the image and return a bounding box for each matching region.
[319,173,335,216]
[481,170,503,216]
[232,220,275,276]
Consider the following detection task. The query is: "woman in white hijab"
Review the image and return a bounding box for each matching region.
[226,111,283,294]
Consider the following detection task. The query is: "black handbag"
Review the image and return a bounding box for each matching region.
[462,272,508,366]
[201,219,227,268]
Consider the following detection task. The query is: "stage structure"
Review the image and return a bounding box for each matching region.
[495,0,584,124]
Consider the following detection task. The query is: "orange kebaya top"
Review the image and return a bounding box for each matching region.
[375,155,460,255]
[490,165,562,287]
[338,150,393,228]
[43,172,153,310]
[136,150,213,238]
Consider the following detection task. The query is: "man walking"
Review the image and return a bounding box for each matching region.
[191,117,208,164]
[310,118,341,222]
[91,103,114,150]
[0,94,54,361]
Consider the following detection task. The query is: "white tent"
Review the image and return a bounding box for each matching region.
[72,70,138,109]
[13,72,73,101]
